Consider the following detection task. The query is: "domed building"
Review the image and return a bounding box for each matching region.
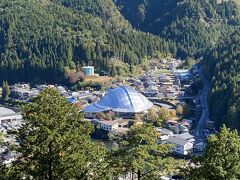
[83,86,153,113]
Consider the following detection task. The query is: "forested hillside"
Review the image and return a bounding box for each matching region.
[115,0,240,58]
[114,0,240,129]
[52,0,127,22]
[0,0,174,83]
[202,30,240,130]
[2,0,240,129]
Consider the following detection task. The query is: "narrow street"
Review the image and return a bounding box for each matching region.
[194,68,210,143]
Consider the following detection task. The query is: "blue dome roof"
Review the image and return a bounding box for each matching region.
[83,86,153,113]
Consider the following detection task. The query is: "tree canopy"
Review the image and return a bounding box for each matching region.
[144,108,171,127]
[1,81,10,102]
[184,125,240,180]
[6,88,111,179]
[203,30,240,130]
[115,0,240,58]
[0,0,175,83]
[111,124,181,179]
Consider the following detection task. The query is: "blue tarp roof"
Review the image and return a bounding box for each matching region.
[66,97,77,104]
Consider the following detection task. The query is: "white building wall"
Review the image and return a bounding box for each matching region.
[100,123,118,131]
[168,142,193,155]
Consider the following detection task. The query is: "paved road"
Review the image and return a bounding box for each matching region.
[154,102,175,109]
[194,68,210,143]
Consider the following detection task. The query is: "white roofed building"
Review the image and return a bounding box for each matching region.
[0,107,22,131]
[83,86,153,113]
[166,136,193,155]
[100,121,119,131]
[175,133,195,143]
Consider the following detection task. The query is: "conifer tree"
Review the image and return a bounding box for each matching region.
[184,125,240,180]
[7,88,111,179]
[2,81,10,102]
[0,132,8,179]
[111,124,181,179]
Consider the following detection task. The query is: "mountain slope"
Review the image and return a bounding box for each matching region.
[202,30,240,130]
[52,0,128,24]
[0,0,173,83]
[115,0,240,58]
[114,0,240,129]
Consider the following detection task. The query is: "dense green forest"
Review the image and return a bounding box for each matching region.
[115,0,240,58]
[202,30,240,130]
[1,0,240,129]
[0,0,175,83]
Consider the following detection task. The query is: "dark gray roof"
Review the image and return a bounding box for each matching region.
[175,133,194,141]
[156,128,173,135]
[167,137,189,146]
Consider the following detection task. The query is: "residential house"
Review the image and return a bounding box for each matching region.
[166,136,193,155]
[156,128,174,141]
[159,74,168,82]
[144,86,159,97]
[175,133,195,143]
[100,121,119,131]
[0,107,22,127]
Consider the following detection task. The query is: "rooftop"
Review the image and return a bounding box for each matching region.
[66,97,77,104]
[100,121,119,126]
[167,137,189,146]
[0,107,16,117]
[83,86,153,113]
[175,133,194,141]
[156,128,173,135]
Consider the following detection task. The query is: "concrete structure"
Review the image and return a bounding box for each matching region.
[144,80,156,88]
[159,74,168,82]
[166,122,190,134]
[174,69,190,76]
[82,66,95,76]
[57,86,67,94]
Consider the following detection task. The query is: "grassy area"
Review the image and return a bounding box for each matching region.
[85,75,114,83]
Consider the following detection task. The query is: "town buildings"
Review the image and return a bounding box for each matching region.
[0,107,22,131]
